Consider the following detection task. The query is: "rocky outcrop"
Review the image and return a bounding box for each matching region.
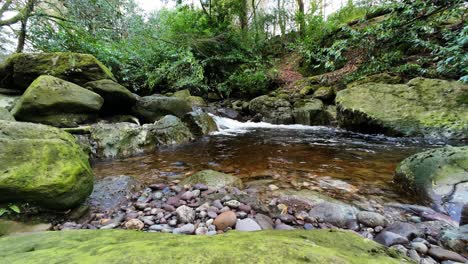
[395,146,468,222]
[181,170,243,189]
[83,79,137,114]
[0,120,93,209]
[249,95,293,124]
[336,78,468,140]
[0,229,407,263]
[12,75,104,127]
[0,52,115,90]
[132,95,192,123]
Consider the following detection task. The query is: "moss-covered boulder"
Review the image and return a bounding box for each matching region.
[0,121,93,209]
[12,76,104,127]
[0,229,407,263]
[0,52,115,90]
[292,99,328,126]
[336,78,468,140]
[395,146,468,222]
[249,95,293,124]
[132,95,192,123]
[347,73,403,88]
[83,79,137,114]
[182,111,218,136]
[0,107,14,121]
[150,115,194,145]
[181,170,243,189]
[172,89,207,107]
[313,86,335,102]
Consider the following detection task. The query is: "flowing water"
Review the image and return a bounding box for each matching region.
[93,116,439,205]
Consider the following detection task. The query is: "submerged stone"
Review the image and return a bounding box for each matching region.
[0,229,409,263]
[181,170,243,189]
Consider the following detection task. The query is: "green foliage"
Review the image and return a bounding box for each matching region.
[0,204,21,217]
[219,65,275,98]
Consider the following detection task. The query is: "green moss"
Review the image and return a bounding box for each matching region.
[0,121,93,209]
[0,52,115,90]
[0,229,408,263]
[292,99,328,126]
[336,78,468,140]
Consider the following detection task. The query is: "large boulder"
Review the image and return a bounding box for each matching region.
[12,76,104,127]
[395,146,468,222]
[292,99,328,126]
[150,115,194,145]
[0,52,115,90]
[182,111,218,136]
[0,121,93,209]
[83,79,137,114]
[132,95,192,123]
[172,89,207,107]
[181,170,243,189]
[336,78,468,140]
[0,229,408,263]
[249,95,293,124]
[0,107,14,121]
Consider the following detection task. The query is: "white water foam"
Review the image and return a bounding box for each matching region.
[209,114,335,135]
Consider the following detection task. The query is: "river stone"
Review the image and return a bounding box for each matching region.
[132,95,192,123]
[292,99,328,126]
[254,214,274,230]
[395,146,468,221]
[0,120,93,209]
[173,224,195,235]
[172,89,207,107]
[382,222,423,240]
[12,75,104,127]
[440,225,468,255]
[83,79,137,113]
[182,111,218,136]
[428,247,467,263]
[0,229,411,263]
[124,219,144,230]
[410,242,428,254]
[181,170,243,189]
[0,107,14,121]
[235,218,262,232]
[149,115,194,145]
[0,52,115,90]
[374,231,409,247]
[89,122,157,159]
[249,95,293,124]
[357,211,387,227]
[0,94,20,111]
[308,201,359,228]
[176,205,195,223]
[336,78,468,140]
[88,176,139,212]
[213,211,237,230]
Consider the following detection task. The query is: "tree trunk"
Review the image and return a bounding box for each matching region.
[296,0,305,37]
[16,0,36,53]
[240,0,248,31]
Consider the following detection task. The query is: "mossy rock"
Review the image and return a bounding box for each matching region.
[149,115,194,145]
[11,76,104,127]
[0,94,20,111]
[132,95,192,124]
[83,79,137,114]
[172,90,207,107]
[0,229,408,263]
[0,120,93,209]
[182,111,218,136]
[336,78,468,140]
[181,169,243,189]
[0,107,14,121]
[249,95,293,124]
[172,89,191,98]
[292,99,328,126]
[395,146,468,221]
[313,86,335,102]
[347,73,403,88]
[0,52,115,90]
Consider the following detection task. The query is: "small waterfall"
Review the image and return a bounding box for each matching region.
[209,114,331,135]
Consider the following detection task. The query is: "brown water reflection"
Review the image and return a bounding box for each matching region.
[93,127,434,204]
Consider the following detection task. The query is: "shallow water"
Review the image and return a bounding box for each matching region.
[93,116,439,205]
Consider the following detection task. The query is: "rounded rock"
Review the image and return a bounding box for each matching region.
[213,211,237,231]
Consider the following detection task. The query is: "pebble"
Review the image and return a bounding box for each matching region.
[278,214,295,224]
[235,218,262,232]
[181,191,194,200]
[124,219,144,230]
[238,204,251,213]
[213,211,237,230]
[154,192,163,200]
[195,226,208,235]
[428,247,467,263]
[225,200,241,209]
[168,219,178,226]
[100,223,119,230]
[207,211,218,218]
[173,224,195,234]
[268,184,279,191]
[212,200,223,209]
[162,204,176,212]
[176,205,195,223]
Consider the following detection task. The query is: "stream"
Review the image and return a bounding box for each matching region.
[93,115,440,206]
